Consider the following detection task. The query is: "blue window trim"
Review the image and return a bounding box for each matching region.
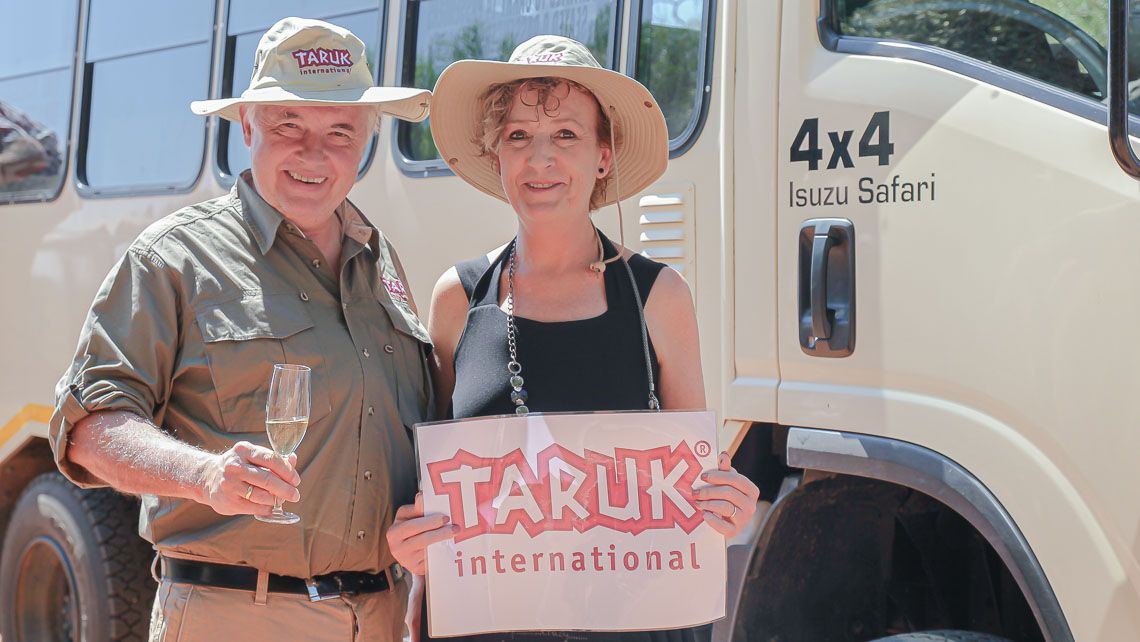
[391,0,626,178]
[817,1,1140,136]
[0,1,82,206]
[75,3,217,199]
[211,3,388,189]
[625,0,716,158]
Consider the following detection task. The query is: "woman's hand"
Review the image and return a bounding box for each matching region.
[694,452,761,539]
[387,492,458,575]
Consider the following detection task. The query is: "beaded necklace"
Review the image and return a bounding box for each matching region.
[503,231,660,415]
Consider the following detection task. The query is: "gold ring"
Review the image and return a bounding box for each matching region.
[243,484,254,500]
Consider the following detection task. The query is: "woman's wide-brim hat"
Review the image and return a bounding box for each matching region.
[429,35,668,208]
[191,17,430,123]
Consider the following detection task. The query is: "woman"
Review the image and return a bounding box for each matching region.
[387,35,760,642]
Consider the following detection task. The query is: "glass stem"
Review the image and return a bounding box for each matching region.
[272,496,284,516]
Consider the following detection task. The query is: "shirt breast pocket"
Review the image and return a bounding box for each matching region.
[195,294,332,433]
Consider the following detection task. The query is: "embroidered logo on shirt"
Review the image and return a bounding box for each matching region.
[291,48,353,74]
[383,275,410,303]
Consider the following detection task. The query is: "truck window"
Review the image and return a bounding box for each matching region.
[832,0,1108,105]
[0,2,79,203]
[79,2,214,194]
[397,0,620,165]
[218,0,384,181]
[632,0,713,150]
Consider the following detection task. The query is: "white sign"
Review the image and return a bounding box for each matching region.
[416,410,726,637]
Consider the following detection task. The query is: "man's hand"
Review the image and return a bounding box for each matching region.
[199,441,300,516]
[387,492,459,575]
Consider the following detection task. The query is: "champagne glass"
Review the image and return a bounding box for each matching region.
[255,364,310,524]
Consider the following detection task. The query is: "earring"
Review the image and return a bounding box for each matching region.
[598,167,606,175]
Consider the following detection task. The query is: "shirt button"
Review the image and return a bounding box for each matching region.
[363,470,373,480]
[299,290,309,302]
[357,530,366,540]
[311,258,321,269]
[286,223,297,233]
[342,302,349,311]
[362,348,370,358]
[367,406,375,416]
[383,344,395,354]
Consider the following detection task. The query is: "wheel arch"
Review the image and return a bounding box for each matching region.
[0,437,59,543]
[719,426,1074,642]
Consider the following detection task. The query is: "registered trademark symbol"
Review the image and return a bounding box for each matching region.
[695,441,711,457]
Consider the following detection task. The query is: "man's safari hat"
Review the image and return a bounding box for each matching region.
[429,35,668,207]
[191,17,430,123]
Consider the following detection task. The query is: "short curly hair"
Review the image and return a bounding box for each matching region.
[473,77,619,211]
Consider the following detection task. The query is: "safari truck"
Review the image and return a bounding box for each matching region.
[1,0,1135,640]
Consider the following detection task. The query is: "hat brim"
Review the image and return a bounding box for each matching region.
[429,59,668,208]
[191,86,431,123]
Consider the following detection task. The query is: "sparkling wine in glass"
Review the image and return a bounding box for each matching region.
[256,364,310,525]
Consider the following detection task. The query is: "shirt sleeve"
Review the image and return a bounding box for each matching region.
[49,245,181,488]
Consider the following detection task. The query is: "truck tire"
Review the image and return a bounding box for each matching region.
[0,472,154,641]
[871,632,1014,641]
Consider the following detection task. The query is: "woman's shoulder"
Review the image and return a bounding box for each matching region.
[451,243,510,299]
[613,245,673,304]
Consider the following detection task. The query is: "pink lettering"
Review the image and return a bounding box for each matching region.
[292,48,355,69]
[426,442,704,542]
[526,52,565,64]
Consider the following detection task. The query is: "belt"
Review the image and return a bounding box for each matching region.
[160,557,402,602]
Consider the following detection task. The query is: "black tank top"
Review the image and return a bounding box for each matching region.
[436,230,711,642]
[451,230,664,419]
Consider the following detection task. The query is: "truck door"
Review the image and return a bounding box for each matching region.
[774,1,1140,639]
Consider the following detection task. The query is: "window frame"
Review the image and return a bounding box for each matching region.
[626,0,717,158]
[391,0,627,178]
[0,1,82,206]
[211,1,389,189]
[74,3,217,199]
[818,0,1139,135]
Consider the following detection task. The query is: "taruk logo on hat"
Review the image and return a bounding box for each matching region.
[292,47,353,74]
[525,52,565,64]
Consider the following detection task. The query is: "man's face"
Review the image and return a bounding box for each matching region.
[241,105,373,229]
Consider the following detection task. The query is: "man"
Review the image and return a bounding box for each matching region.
[49,18,432,642]
[0,100,59,186]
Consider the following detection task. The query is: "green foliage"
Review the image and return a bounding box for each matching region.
[405,23,494,161]
[451,22,486,60]
[842,0,1105,99]
[589,5,614,63]
[636,23,700,140]
[1036,0,1107,45]
[498,35,518,60]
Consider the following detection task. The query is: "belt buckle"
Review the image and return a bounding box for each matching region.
[305,577,342,602]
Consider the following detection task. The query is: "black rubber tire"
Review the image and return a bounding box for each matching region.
[0,472,155,641]
[871,631,1014,642]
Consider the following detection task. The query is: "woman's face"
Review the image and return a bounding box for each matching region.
[495,81,612,223]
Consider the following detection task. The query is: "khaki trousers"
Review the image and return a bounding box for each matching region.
[148,575,411,642]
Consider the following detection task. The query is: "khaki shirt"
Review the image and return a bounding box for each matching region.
[49,171,432,578]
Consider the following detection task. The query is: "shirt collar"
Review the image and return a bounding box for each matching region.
[339,197,381,255]
[236,170,378,256]
[236,171,286,255]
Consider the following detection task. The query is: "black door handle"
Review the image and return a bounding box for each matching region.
[810,233,834,341]
[798,219,855,357]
